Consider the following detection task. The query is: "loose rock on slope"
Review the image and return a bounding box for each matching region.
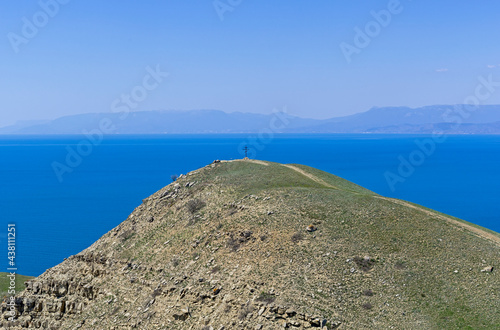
[2,160,499,329]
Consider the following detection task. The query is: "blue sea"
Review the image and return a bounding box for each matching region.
[1,134,499,276]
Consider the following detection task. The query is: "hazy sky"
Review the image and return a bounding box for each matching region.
[1,0,500,127]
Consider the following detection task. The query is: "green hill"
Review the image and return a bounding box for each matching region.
[1,160,498,329]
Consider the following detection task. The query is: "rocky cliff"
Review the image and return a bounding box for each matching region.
[2,160,499,329]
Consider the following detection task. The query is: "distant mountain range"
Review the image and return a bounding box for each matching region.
[2,105,500,134]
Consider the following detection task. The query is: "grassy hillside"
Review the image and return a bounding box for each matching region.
[2,159,498,329]
[0,273,34,297]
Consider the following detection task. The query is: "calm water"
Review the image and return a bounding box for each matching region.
[1,134,499,276]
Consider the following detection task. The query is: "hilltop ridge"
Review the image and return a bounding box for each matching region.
[1,160,498,329]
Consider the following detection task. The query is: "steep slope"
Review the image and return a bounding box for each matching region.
[1,160,499,329]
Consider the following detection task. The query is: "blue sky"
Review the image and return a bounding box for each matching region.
[1,0,500,126]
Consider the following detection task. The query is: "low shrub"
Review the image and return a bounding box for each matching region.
[291,232,303,243]
[186,198,206,214]
[362,302,373,310]
[256,291,276,304]
[363,289,374,296]
[354,256,376,272]
[227,236,240,252]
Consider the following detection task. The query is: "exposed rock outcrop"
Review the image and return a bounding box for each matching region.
[2,160,499,329]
